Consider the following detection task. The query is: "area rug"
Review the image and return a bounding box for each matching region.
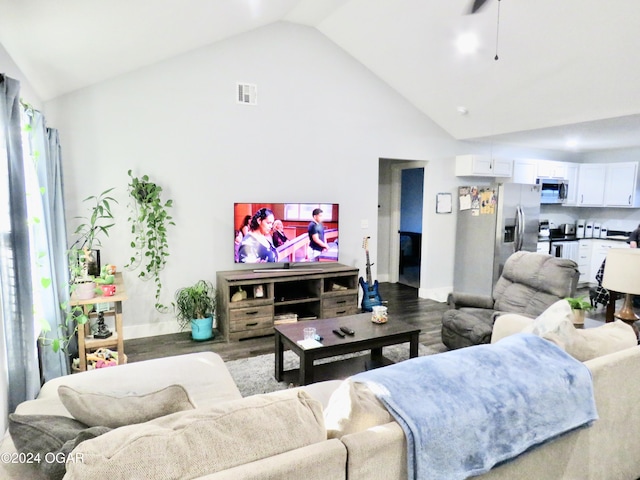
[226,343,440,397]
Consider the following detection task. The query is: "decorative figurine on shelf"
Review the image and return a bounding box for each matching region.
[94,311,113,339]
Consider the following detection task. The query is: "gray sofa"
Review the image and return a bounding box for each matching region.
[2,330,640,480]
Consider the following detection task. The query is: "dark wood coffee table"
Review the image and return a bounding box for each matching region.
[274,312,420,385]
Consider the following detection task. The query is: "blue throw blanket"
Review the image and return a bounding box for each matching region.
[352,333,598,480]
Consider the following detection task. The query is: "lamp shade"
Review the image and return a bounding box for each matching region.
[601,248,640,295]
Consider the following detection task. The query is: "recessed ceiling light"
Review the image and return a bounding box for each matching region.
[456,32,479,54]
[566,138,579,150]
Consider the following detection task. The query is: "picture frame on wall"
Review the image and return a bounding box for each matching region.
[436,192,452,214]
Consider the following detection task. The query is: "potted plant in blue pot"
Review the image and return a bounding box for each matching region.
[173,280,216,341]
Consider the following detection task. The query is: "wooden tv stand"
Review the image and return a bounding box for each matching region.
[216,264,359,341]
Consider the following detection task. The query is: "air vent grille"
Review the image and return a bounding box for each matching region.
[237,83,257,105]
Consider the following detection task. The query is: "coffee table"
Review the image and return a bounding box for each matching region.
[274,312,420,385]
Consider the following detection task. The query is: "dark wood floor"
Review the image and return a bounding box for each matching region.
[125,282,450,363]
[124,283,611,364]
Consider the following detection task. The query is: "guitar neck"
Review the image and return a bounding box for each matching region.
[365,250,372,285]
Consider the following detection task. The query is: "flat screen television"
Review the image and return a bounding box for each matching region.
[234,203,339,267]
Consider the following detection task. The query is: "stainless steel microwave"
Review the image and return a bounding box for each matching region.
[536,178,568,204]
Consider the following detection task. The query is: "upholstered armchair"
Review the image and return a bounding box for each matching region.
[441,251,580,350]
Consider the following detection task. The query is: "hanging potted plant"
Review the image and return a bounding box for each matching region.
[126,170,175,312]
[564,296,594,327]
[173,280,217,341]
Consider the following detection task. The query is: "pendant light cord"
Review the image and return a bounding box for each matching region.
[494,0,502,61]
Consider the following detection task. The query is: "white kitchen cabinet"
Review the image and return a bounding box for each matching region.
[536,241,550,254]
[576,164,606,206]
[512,159,538,184]
[537,160,567,179]
[455,155,513,177]
[604,162,640,207]
[589,240,628,284]
[577,240,592,285]
[563,163,579,205]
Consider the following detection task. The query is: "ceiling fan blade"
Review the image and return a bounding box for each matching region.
[469,0,490,14]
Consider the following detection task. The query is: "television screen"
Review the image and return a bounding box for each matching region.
[234,203,339,264]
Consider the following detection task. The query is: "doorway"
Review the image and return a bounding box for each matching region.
[382,160,427,288]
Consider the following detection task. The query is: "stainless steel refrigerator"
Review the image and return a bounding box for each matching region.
[453,183,541,297]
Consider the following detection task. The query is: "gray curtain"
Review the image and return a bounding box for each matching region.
[0,74,40,412]
[24,108,70,380]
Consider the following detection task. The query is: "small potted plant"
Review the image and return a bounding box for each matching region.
[68,188,118,299]
[173,280,216,341]
[564,296,594,327]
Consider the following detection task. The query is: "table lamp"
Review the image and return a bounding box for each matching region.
[601,248,640,325]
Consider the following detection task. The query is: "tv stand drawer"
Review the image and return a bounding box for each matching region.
[322,294,357,310]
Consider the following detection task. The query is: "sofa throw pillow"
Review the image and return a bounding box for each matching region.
[58,384,195,428]
[568,320,637,362]
[324,379,393,439]
[8,414,110,480]
[522,299,577,349]
[63,390,326,480]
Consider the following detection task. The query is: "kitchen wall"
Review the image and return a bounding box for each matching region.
[541,204,639,234]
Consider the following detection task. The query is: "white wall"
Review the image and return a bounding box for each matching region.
[44,22,465,337]
[0,43,42,108]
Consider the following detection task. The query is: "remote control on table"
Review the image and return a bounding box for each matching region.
[339,326,355,336]
[332,329,346,338]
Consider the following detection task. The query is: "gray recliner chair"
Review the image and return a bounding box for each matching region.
[441,251,580,350]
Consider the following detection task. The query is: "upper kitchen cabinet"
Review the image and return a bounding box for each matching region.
[576,164,607,206]
[455,155,513,177]
[574,161,640,207]
[604,162,640,207]
[563,163,579,205]
[511,159,538,184]
[536,160,567,179]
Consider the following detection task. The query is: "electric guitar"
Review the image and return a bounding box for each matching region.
[359,236,383,312]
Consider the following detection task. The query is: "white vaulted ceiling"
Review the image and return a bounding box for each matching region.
[1,0,639,152]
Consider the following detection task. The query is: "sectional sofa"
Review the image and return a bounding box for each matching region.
[1,317,639,480]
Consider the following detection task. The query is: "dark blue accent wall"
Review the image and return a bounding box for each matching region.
[400,168,424,233]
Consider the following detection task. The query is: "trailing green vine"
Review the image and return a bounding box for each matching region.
[126,170,175,312]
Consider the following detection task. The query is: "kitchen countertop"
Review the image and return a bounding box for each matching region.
[537,234,630,243]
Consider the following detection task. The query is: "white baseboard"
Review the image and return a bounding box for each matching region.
[418,286,451,303]
[378,273,390,283]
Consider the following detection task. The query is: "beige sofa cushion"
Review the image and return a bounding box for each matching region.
[324,379,392,439]
[492,302,637,362]
[64,390,326,480]
[58,384,195,428]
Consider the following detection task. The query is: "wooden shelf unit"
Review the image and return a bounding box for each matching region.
[70,272,127,371]
[216,264,359,341]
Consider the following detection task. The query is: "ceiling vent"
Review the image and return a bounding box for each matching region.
[237,83,257,105]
